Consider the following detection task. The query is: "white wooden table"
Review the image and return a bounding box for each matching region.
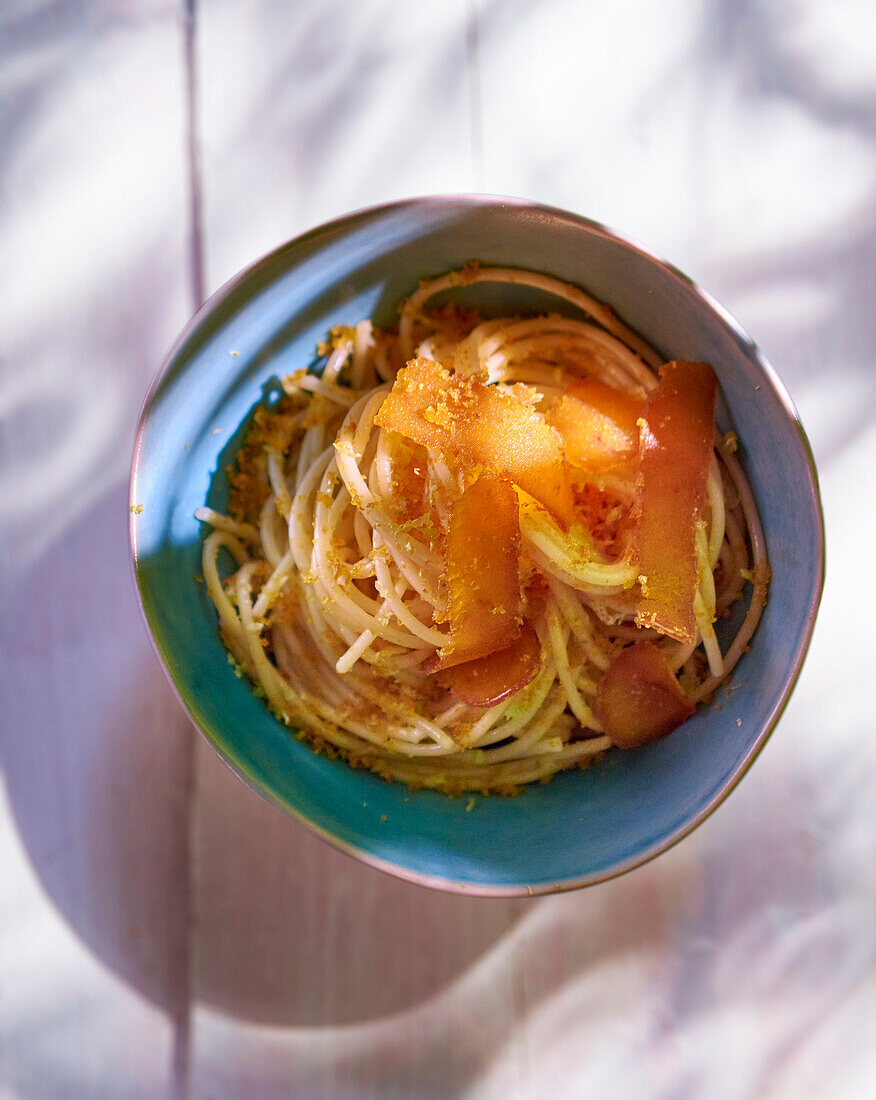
[2,2,874,1096]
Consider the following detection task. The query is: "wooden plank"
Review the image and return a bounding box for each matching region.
[0,784,179,1098]
[188,4,534,1093]
[188,1,876,1097]
[0,2,194,1095]
[195,0,477,293]
[190,738,525,1098]
[476,0,702,265]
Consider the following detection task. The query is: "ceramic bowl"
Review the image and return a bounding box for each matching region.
[130,196,824,895]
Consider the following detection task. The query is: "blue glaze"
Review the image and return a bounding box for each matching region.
[130,196,824,895]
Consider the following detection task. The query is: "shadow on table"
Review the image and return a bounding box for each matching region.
[695,0,876,468]
[191,738,528,1026]
[0,486,194,1019]
[1,247,874,1043]
[0,479,865,1040]
[169,718,876,1099]
[0,482,532,1027]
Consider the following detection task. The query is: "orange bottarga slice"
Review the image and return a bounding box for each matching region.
[435,623,541,708]
[546,377,643,473]
[425,473,522,670]
[594,641,695,748]
[387,436,428,523]
[632,360,717,644]
[374,357,577,529]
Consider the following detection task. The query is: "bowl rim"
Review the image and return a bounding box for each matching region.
[129,192,826,896]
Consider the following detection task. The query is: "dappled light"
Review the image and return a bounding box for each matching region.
[1,0,873,1095]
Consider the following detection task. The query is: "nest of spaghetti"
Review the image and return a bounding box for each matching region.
[198,264,769,795]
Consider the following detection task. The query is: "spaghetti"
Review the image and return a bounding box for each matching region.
[197,265,769,794]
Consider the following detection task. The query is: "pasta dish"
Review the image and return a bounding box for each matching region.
[196,264,769,793]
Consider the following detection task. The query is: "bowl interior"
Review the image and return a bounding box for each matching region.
[131,197,823,894]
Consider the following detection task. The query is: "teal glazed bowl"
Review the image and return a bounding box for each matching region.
[130,196,824,895]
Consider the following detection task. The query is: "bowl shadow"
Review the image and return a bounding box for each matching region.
[191,736,529,1026]
[0,484,531,1028]
[0,482,860,1052]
